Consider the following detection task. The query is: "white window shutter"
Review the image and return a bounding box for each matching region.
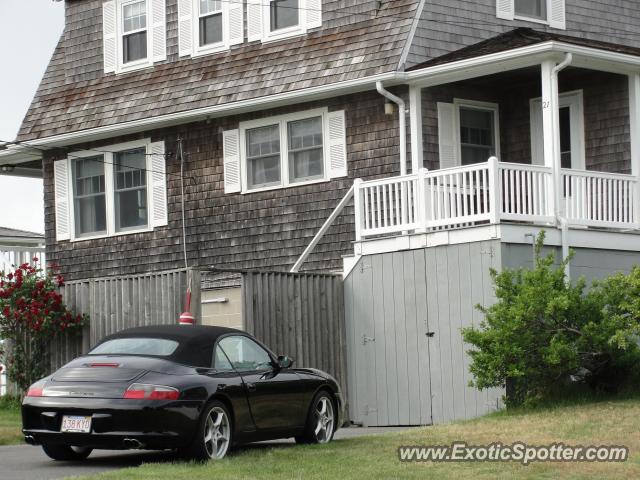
[437,102,458,169]
[247,0,263,42]
[177,0,193,57]
[149,141,168,227]
[151,0,167,62]
[305,0,322,30]
[549,0,566,29]
[496,0,514,20]
[529,98,544,165]
[54,159,71,241]
[223,130,242,193]
[228,0,244,46]
[327,110,348,178]
[102,0,117,73]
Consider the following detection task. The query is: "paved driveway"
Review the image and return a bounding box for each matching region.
[0,427,413,480]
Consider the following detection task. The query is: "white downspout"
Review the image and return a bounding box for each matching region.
[552,53,573,279]
[376,81,407,176]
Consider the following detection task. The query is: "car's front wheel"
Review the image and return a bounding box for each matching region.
[41,444,92,461]
[180,400,232,461]
[295,391,336,444]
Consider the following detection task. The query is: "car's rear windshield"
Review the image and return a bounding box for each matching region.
[89,337,180,356]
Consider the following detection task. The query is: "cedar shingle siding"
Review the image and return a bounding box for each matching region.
[43,89,406,280]
[407,0,640,67]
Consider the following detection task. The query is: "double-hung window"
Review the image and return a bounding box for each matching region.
[53,139,168,242]
[270,0,299,33]
[246,0,321,43]
[198,0,223,47]
[496,0,565,29]
[122,0,148,64]
[221,108,347,194]
[102,0,166,75]
[242,110,326,192]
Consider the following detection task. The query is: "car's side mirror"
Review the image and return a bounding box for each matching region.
[277,355,293,369]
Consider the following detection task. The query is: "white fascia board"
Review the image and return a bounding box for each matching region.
[1,71,404,160]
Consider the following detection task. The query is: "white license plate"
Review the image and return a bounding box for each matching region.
[60,415,92,433]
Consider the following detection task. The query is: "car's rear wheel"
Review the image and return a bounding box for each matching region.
[295,391,336,445]
[180,400,232,461]
[41,444,93,461]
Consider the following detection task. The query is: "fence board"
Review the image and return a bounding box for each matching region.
[241,271,348,405]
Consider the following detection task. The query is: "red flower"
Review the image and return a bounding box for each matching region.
[56,275,65,287]
[32,257,39,262]
[7,273,13,281]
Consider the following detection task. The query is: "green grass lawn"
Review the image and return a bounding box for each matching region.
[81,395,640,480]
[0,405,22,446]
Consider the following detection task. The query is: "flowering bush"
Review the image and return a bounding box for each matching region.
[0,260,88,393]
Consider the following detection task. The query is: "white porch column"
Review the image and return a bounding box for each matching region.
[409,85,423,174]
[540,59,560,220]
[628,73,640,227]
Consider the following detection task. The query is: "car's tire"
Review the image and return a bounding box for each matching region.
[180,400,232,461]
[41,444,92,461]
[295,391,336,445]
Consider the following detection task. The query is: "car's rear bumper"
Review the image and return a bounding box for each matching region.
[22,397,203,450]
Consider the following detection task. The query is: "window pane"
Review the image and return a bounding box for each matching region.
[270,0,299,31]
[114,148,148,232]
[73,157,107,236]
[560,106,572,169]
[200,0,221,15]
[247,124,281,188]
[218,336,272,371]
[123,31,147,63]
[515,0,546,19]
[90,338,178,356]
[199,13,223,46]
[288,116,324,182]
[459,107,495,166]
[213,345,233,370]
[123,0,147,32]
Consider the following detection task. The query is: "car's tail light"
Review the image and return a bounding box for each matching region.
[26,387,43,397]
[123,383,180,400]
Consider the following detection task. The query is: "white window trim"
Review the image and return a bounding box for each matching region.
[453,99,501,166]
[514,0,549,24]
[67,139,155,242]
[116,0,154,74]
[192,0,229,57]
[262,0,307,43]
[530,89,586,170]
[239,108,330,194]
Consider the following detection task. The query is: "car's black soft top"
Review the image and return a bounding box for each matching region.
[91,325,246,368]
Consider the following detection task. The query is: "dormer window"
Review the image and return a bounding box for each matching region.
[270,0,299,32]
[198,0,223,47]
[122,0,148,64]
[102,0,166,75]
[495,0,565,29]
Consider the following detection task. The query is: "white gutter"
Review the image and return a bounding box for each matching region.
[376,81,407,176]
[4,40,640,164]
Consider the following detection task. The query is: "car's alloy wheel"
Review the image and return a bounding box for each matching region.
[203,406,231,459]
[313,396,335,444]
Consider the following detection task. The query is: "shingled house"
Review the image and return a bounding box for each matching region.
[3,0,640,426]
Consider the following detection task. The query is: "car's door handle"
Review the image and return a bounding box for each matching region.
[246,382,257,392]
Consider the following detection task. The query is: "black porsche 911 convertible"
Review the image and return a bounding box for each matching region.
[22,325,345,461]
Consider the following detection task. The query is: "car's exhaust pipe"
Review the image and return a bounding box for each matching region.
[123,438,145,449]
[24,435,38,445]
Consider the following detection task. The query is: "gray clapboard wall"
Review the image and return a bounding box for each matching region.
[241,271,348,402]
[50,269,201,371]
[344,242,505,426]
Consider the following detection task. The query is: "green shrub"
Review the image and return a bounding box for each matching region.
[462,232,640,407]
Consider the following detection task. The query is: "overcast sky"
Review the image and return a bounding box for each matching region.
[0,0,64,234]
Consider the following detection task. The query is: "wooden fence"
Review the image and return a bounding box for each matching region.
[241,271,348,401]
[50,269,201,371]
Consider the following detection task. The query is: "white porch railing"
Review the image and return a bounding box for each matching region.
[355,158,639,239]
[0,247,46,273]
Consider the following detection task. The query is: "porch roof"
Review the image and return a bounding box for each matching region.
[407,28,640,72]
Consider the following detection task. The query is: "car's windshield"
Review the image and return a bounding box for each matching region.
[89,337,179,356]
